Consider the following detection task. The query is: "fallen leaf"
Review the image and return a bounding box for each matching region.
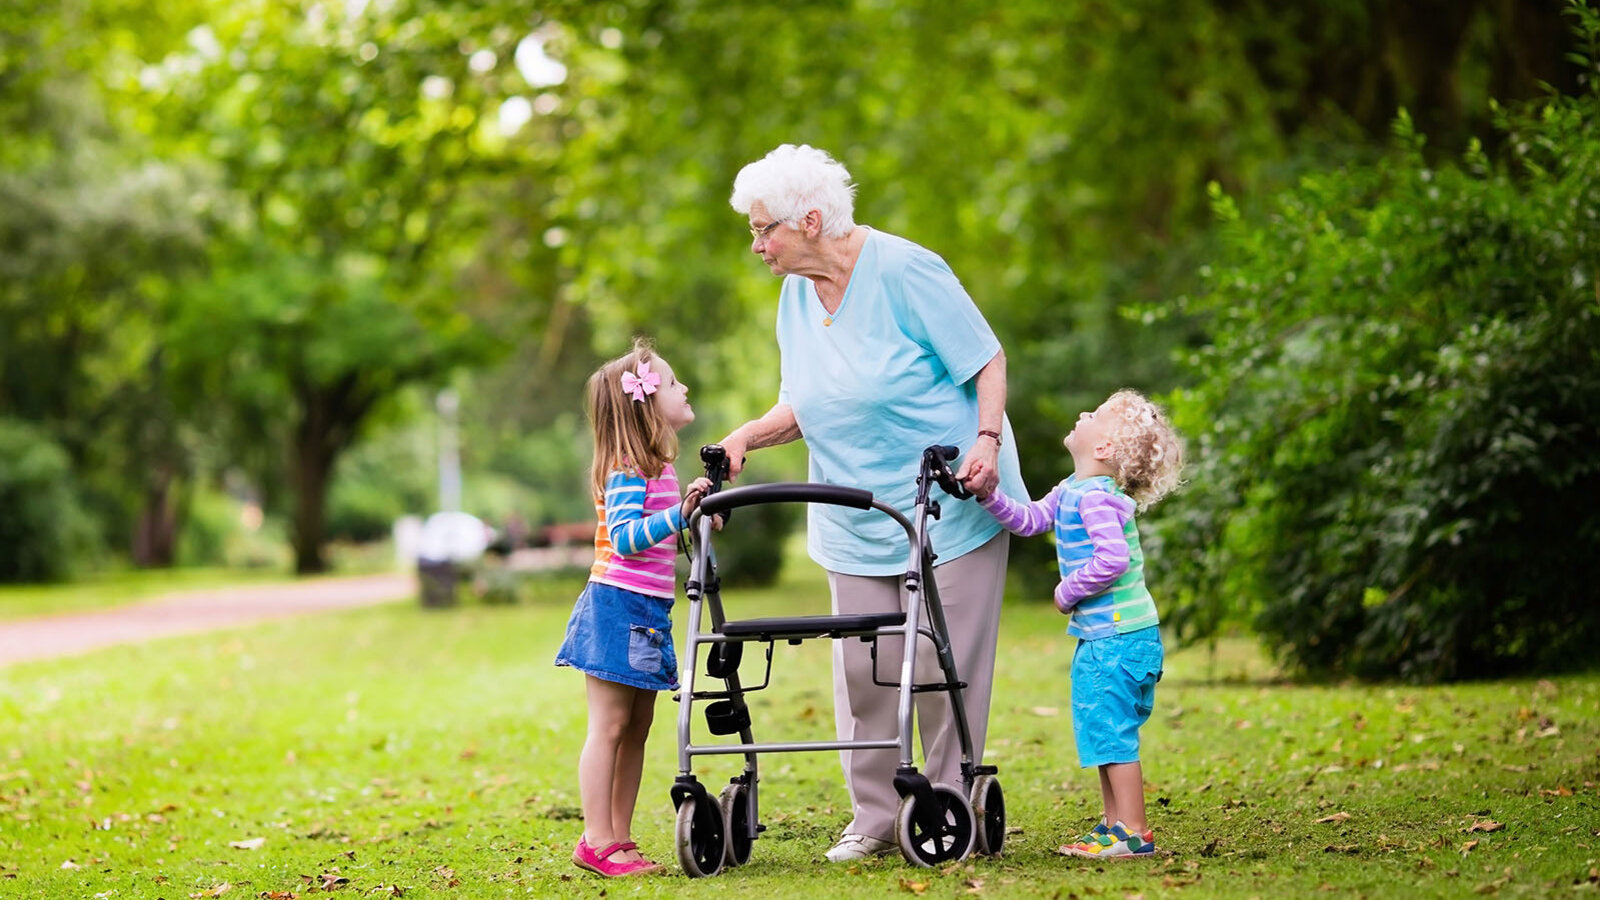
[964,878,985,894]
[898,877,929,894]
[1466,820,1505,834]
[1460,839,1480,854]
[228,837,266,851]
[260,892,299,900]
[188,883,231,898]
[1315,812,1352,824]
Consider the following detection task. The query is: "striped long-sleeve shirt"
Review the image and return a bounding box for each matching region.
[588,465,685,600]
[978,474,1158,641]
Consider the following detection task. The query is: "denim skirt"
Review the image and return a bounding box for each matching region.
[554,581,679,691]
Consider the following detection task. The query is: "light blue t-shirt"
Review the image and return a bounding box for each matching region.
[776,228,1028,576]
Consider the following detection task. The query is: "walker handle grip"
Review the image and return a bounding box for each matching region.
[926,444,972,500]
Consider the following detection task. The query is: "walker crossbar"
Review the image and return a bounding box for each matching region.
[698,482,874,516]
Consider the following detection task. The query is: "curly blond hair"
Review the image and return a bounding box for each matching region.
[1099,389,1185,512]
[586,337,680,496]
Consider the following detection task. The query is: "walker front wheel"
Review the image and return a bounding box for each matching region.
[894,783,975,867]
[970,774,1006,856]
[675,795,727,877]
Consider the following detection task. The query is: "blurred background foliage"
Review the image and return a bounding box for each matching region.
[1,0,1595,681]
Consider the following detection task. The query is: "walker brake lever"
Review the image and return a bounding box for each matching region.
[925,444,972,500]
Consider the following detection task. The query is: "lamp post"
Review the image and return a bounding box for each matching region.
[436,388,461,513]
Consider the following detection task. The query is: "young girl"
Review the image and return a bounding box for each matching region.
[554,338,714,878]
[971,389,1184,860]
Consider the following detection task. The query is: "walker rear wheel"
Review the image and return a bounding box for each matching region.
[894,782,975,867]
[675,795,727,877]
[970,774,1006,855]
[719,782,754,867]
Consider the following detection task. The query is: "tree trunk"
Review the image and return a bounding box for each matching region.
[289,375,374,575]
[1383,0,1481,150]
[131,467,178,568]
[290,434,335,575]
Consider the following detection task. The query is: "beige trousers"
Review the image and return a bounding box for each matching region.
[826,531,1009,841]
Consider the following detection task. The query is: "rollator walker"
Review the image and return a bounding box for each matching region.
[668,443,1006,876]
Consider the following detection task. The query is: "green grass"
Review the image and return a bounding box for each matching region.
[1,559,1596,899]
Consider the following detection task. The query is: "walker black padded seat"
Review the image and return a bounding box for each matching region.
[719,611,906,641]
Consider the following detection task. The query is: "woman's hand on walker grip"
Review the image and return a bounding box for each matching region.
[717,432,749,481]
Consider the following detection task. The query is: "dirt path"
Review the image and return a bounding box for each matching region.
[0,572,414,668]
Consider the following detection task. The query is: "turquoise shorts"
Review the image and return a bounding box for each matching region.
[1070,626,1163,767]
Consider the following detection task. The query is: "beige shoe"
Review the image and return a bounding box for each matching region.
[825,833,896,862]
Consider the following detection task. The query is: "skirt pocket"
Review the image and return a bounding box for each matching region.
[628,624,664,673]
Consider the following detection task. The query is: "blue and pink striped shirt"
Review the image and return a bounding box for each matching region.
[978,474,1159,641]
[588,465,686,600]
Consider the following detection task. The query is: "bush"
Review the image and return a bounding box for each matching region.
[177,487,289,569]
[0,419,97,582]
[326,427,432,543]
[1163,6,1600,682]
[704,479,800,588]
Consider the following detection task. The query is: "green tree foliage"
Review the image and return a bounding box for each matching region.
[0,0,211,568]
[135,0,552,572]
[0,420,98,582]
[1161,3,1600,681]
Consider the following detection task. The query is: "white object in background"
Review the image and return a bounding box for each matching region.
[393,515,425,566]
[418,511,491,564]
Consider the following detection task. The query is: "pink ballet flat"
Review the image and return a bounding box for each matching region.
[572,837,660,877]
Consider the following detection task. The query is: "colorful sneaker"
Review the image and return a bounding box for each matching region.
[1062,822,1155,859]
[1059,821,1112,858]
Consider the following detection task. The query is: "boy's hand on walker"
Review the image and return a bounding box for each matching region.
[955,442,1000,499]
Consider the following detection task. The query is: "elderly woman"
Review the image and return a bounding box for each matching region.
[718,144,1028,862]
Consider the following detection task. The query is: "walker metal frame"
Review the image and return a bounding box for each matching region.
[667,444,1006,875]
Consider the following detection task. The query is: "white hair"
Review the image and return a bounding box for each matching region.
[729,144,857,239]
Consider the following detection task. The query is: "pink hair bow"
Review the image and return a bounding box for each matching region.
[620,360,661,402]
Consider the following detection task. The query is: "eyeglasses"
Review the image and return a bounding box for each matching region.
[749,218,788,241]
